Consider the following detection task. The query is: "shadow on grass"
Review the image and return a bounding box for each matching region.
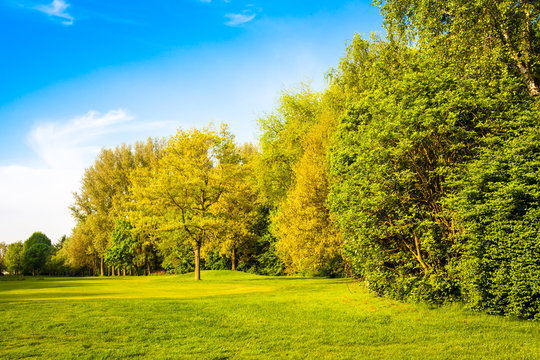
[0,292,120,302]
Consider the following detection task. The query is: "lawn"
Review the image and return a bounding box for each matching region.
[0,271,538,359]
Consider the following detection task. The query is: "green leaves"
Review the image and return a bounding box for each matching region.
[105,220,136,269]
[450,106,540,318]
[327,2,540,317]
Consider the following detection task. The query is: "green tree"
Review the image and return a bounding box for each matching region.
[70,142,154,276]
[327,1,540,315]
[126,138,166,276]
[22,232,52,276]
[65,222,99,275]
[448,102,540,319]
[0,242,8,274]
[23,243,50,276]
[5,242,24,276]
[71,149,117,275]
[25,232,52,248]
[105,220,137,274]
[377,0,540,96]
[328,35,482,301]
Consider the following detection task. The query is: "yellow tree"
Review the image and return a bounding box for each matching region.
[70,148,118,276]
[274,111,342,275]
[70,144,137,276]
[131,125,239,280]
[65,221,99,275]
[214,143,260,270]
[125,138,165,275]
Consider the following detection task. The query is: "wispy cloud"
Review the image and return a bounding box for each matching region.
[28,109,133,169]
[224,11,256,26]
[0,109,178,244]
[35,0,74,25]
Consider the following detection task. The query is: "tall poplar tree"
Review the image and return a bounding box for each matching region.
[274,110,342,275]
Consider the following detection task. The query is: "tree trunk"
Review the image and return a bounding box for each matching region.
[232,245,236,271]
[194,242,201,280]
[499,17,540,97]
[100,256,104,276]
[112,265,115,276]
[123,267,126,276]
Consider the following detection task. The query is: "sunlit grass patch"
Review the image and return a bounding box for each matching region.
[0,271,538,359]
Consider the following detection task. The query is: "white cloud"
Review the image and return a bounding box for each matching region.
[29,109,133,170]
[0,109,177,244]
[0,165,79,244]
[224,11,256,26]
[35,0,74,25]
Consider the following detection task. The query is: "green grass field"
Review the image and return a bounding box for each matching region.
[1,271,538,359]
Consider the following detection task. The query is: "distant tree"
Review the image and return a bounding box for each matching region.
[5,242,24,276]
[0,242,7,274]
[22,232,52,276]
[54,235,67,252]
[44,235,72,276]
[105,220,137,274]
[70,143,150,276]
[25,232,52,248]
[65,223,99,275]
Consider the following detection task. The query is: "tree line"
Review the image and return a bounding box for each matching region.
[0,232,71,277]
[1,0,538,319]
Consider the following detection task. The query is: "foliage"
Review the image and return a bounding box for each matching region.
[329,37,463,302]
[23,243,50,276]
[105,220,137,271]
[257,87,344,276]
[157,231,195,274]
[251,233,283,276]
[256,86,322,206]
[214,143,260,270]
[448,102,540,319]
[274,110,342,276]
[5,242,24,276]
[25,232,52,248]
[327,1,540,317]
[65,221,99,274]
[130,124,240,280]
[0,242,7,274]
[235,205,284,276]
[377,0,540,96]
[69,139,163,275]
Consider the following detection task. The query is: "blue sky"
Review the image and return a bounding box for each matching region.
[0,0,383,244]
